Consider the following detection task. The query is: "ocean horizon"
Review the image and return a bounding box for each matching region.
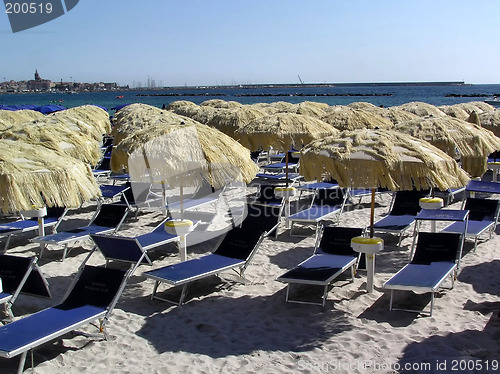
[1,83,500,112]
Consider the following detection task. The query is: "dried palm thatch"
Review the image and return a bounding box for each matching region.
[200,99,242,109]
[437,105,470,120]
[111,121,258,189]
[168,104,219,125]
[207,106,267,139]
[346,103,421,125]
[0,109,44,130]
[475,109,500,137]
[347,102,379,110]
[300,128,470,191]
[0,139,101,213]
[267,101,297,113]
[0,116,103,166]
[165,100,197,111]
[394,116,500,177]
[246,103,280,115]
[320,106,393,131]
[391,101,446,118]
[276,101,329,118]
[235,113,337,151]
[455,101,495,115]
[50,105,111,135]
[112,103,180,145]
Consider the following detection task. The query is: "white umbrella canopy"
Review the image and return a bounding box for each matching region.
[391,101,446,118]
[0,109,44,130]
[320,106,394,131]
[394,116,500,177]
[300,128,470,192]
[0,139,101,213]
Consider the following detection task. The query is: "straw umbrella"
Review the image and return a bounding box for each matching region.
[300,129,470,292]
[300,128,470,237]
[0,109,44,130]
[320,106,394,131]
[393,116,500,177]
[391,101,446,118]
[206,106,267,139]
[200,99,242,109]
[111,118,258,260]
[473,109,500,137]
[0,139,101,213]
[0,116,104,166]
[50,105,112,136]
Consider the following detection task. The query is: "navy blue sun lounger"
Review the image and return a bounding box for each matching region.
[441,197,500,250]
[143,204,281,305]
[373,190,430,246]
[31,204,129,260]
[0,254,50,321]
[383,232,463,316]
[277,226,363,306]
[0,207,68,251]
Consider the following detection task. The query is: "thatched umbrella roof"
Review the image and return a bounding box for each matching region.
[0,116,103,166]
[111,121,258,189]
[112,103,176,145]
[50,105,111,135]
[320,106,393,131]
[0,109,44,130]
[0,140,101,213]
[278,101,330,118]
[235,112,337,151]
[300,128,470,191]
[437,105,470,120]
[391,101,446,118]
[346,103,421,125]
[168,103,219,125]
[347,102,379,110]
[206,106,267,139]
[475,109,500,137]
[394,116,500,177]
[200,99,242,109]
[246,103,280,115]
[165,100,198,111]
[455,101,495,115]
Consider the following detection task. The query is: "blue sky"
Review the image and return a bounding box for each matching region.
[1,0,500,86]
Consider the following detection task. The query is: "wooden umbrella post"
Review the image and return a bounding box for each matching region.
[370,187,376,238]
[285,151,289,188]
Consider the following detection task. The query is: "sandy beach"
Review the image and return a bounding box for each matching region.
[1,174,500,374]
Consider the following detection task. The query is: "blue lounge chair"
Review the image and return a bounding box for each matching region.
[0,207,68,251]
[143,204,281,306]
[372,189,430,246]
[0,231,149,374]
[89,219,181,267]
[98,184,131,208]
[31,204,129,261]
[277,226,363,306]
[261,151,300,174]
[464,179,500,197]
[286,187,347,236]
[0,254,50,321]
[441,198,500,250]
[383,232,463,316]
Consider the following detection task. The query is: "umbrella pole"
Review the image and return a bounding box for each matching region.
[285,151,289,188]
[369,188,376,238]
[180,185,184,220]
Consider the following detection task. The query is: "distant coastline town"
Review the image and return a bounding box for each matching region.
[0,70,129,94]
[0,71,471,96]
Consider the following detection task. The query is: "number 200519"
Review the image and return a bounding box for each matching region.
[5,2,53,14]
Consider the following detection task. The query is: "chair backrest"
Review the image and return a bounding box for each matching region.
[464,198,500,221]
[411,232,462,265]
[213,226,264,261]
[317,226,363,256]
[390,189,430,216]
[91,204,128,228]
[287,151,300,164]
[90,234,149,265]
[57,265,126,310]
[314,188,345,207]
[121,182,152,205]
[255,185,283,206]
[0,254,50,298]
[246,203,281,236]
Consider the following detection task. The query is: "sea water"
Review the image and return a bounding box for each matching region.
[1,84,500,111]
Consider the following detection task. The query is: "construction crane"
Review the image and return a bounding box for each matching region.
[298,75,304,84]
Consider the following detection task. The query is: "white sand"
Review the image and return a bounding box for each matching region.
[2,183,500,374]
